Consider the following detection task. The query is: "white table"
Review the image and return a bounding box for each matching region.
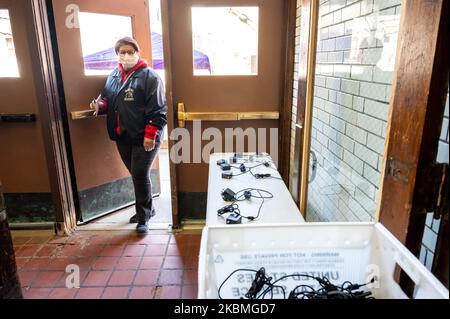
[206,153,305,226]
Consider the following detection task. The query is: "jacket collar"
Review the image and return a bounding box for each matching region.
[118,58,148,83]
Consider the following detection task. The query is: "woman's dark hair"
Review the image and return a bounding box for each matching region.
[115,37,141,54]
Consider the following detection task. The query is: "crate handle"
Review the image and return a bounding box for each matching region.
[394,253,421,285]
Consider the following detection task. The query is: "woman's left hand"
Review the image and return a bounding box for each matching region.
[144,138,156,152]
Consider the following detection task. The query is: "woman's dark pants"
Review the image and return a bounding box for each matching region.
[116,139,160,224]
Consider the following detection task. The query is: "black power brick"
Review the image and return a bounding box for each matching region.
[217,159,227,166]
[254,173,272,179]
[221,188,236,202]
[217,204,235,216]
[222,172,233,179]
[226,213,242,224]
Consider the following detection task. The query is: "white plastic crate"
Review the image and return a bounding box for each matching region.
[198,222,449,299]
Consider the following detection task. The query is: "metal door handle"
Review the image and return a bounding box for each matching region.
[0,114,36,123]
[70,110,105,120]
[177,103,279,128]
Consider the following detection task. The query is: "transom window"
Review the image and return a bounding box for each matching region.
[191,7,259,76]
[0,9,20,78]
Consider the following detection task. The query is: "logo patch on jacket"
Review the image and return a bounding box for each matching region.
[124,88,135,102]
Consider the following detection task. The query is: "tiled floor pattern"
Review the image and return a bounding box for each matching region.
[12,230,201,299]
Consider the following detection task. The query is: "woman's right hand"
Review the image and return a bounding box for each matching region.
[90,97,103,117]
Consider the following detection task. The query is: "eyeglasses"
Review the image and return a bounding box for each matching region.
[119,50,136,56]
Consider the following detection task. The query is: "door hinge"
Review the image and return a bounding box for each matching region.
[415,162,449,219]
[386,157,415,183]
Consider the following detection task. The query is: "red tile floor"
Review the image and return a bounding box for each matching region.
[12,230,201,299]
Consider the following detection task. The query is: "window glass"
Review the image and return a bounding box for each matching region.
[79,12,133,76]
[192,7,259,76]
[0,9,19,77]
[150,0,168,142]
[307,0,403,222]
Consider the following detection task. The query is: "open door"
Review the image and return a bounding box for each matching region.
[51,0,161,222]
[161,0,288,223]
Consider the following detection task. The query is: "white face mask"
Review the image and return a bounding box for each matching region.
[119,53,139,70]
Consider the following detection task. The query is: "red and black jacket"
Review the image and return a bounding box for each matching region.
[98,59,167,144]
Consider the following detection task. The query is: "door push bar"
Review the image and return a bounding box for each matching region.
[177,103,279,128]
[0,114,36,123]
[71,109,101,120]
[70,103,280,125]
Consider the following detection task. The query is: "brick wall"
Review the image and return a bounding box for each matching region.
[307,0,402,222]
[419,88,449,270]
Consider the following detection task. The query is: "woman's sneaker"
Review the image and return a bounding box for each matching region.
[129,213,138,224]
[129,208,156,224]
[136,222,149,234]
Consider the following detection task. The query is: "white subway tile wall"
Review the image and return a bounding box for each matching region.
[288,0,447,272]
[307,0,402,222]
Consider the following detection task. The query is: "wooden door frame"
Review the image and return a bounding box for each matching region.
[296,0,318,216]
[28,0,77,235]
[160,0,179,228]
[290,0,315,206]
[278,0,298,183]
[377,0,449,290]
[378,0,449,249]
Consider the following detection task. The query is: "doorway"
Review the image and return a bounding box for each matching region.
[4,0,291,232]
[161,0,289,224]
[49,0,173,230]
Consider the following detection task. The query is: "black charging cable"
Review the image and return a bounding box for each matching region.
[245,267,273,299]
[236,189,273,221]
[259,272,376,300]
[218,268,259,299]
[218,188,274,222]
[218,268,376,300]
[222,160,284,180]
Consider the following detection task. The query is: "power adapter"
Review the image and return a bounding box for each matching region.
[255,173,272,179]
[222,172,233,179]
[221,188,236,202]
[217,159,227,166]
[226,213,242,224]
[220,163,231,171]
[240,164,247,173]
[243,190,252,200]
[217,204,235,216]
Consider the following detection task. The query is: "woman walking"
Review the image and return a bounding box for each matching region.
[90,37,167,234]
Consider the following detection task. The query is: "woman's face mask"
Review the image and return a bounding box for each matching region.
[119,52,139,70]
